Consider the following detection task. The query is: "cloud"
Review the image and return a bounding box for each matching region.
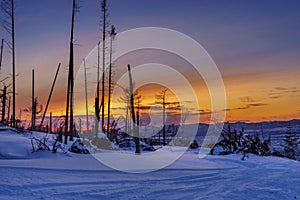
[164,101,180,106]
[223,103,268,113]
[246,103,268,107]
[273,87,299,93]
[237,107,248,110]
[199,111,213,115]
[168,107,181,111]
[240,96,257,103]
[268,92,280,96]
[274,87,287,91]
[269,96,281,99]
[269,87,299,99]
[289,89,300,93]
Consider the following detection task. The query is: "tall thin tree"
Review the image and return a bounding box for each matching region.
[1,0,16,127]
[107,25,116,131]
[65,0,78,143]
[1,85,6,124]
[95,42,100,135]
[155,89,168,145]
[39,63,61,128]
[128,64,140,154]
[31,69,35,130]
[0,39,4,72]
[83,59,89,135]
[7,96,10,123]
[101,0,107,132]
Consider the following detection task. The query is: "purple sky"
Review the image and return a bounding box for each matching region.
[0,0,300,122]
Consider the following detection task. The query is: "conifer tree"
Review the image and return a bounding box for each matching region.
[283,127,299,160]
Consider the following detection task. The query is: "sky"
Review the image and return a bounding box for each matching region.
[0,0,300,124]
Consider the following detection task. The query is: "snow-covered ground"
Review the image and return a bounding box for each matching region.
[0,130,300,199]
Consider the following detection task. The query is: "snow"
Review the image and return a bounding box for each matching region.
[0,130,300,199]
[0,130,32,159]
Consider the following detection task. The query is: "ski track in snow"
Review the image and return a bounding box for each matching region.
[0,154,300,200]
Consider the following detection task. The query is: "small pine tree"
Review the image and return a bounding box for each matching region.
[283,127,299,160]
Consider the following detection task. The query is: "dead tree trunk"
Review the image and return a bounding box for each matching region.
[11,0,16,128]
[32,69,35,131]
[1,85,6,124]
[83,59,89,134]
[155,89,168,145]
[40,63,60,128]
[1,0,16,127]
[7,96,10,124]
[101,0,107,132]
[128,64,140,154]
[95,42,100,136]
[65,0,76,144]
[107,25,116,132]
[0,39,3,72]
[49,112,52,133]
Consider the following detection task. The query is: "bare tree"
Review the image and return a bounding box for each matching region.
[1,85,7,124]
[100,0,108,132]
[155,89,168,145]
[119,87,141,135]
[32,69,35,130]
[1,0,16,127]
[119,87,130,134]
[95,42,100,135]
[23,97,43,131]
[107,25,116,132]
[65,0,79,143]
[83,58,89,138]
[0,39,3,72]
[128,64,140,154]
[39,63,61,129]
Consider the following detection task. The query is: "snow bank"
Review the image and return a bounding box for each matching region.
[0,131,32,159]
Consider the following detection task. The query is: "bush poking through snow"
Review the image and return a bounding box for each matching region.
[31,136,50,152]
[52,135,68,154]
[189,140,199,149]
[210,125,271,160]
[69,139,90,154]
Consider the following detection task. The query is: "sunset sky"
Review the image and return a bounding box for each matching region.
[0,0,300,124]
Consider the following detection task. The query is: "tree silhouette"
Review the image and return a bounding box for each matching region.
[283,127,299,160]
[65,0,79,143]
[128,64,140,154]
[155,89,168,145]
[107,25,117,132]
[1,0,16,127]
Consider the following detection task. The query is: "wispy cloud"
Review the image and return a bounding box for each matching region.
[223,103,268,113]
[274,87,298,93]
[269,96,281,99]
[268,87,299,99]
[240,96,258,103]
[274,87,288,91]
[246,103,268,107]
